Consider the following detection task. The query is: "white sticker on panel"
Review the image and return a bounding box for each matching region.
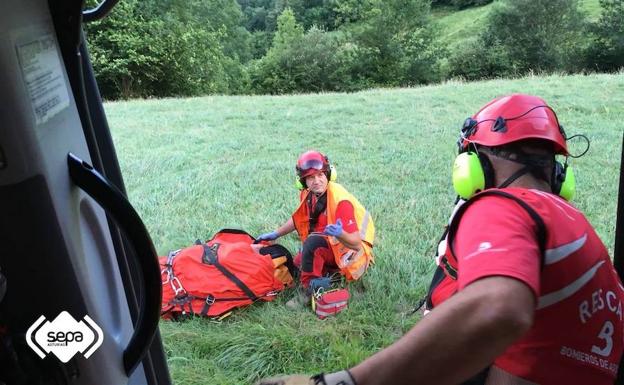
[16,34,70,125]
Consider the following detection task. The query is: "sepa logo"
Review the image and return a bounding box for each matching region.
[26,311,103,363]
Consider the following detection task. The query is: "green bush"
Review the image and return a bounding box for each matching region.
[452,0,493,9]
[338,0,439,86]
[249,26,364,93]
[398,27,447,85]
[447,0,588,80]
[431,0,492,9]
[249,2,444,93]
[447,38,516,80]
[483,0,587,73]
[586,0,624,71]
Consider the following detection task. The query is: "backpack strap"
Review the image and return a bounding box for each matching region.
[201,244,259,302]
[200,294,215,317]
[442,190,547,280]
[424,264,451,311]
[307,192,327,233]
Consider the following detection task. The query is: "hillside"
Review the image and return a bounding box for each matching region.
[105,72,623,385]
[433,0,603,50]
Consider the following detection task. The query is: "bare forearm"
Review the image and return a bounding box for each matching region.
[337,231,361,250]
[276,218,295,237]
[350,277,534,385]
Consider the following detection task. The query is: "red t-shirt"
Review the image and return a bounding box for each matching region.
[454,196,541,296]
[307,194,358,234]
[452,189,624,384]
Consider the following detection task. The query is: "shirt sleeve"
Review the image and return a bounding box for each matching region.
[453,196,541,299]
[335,200,358,234]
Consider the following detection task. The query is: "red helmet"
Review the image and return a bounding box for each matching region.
[459,94,568,155]
[296,150,329,179]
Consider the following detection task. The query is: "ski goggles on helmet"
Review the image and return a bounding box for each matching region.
[297,159,327,176]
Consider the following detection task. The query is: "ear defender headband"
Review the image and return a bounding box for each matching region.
[452,107,576,200]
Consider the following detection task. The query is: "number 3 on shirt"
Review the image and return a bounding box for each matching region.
[591,321,614,357]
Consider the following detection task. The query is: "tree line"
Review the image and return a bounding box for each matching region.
[83,0,624,99]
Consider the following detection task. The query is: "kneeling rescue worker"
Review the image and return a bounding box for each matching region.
[257,150,375,308]
[254,94,624,385]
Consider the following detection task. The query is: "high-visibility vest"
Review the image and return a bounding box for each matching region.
[292,182,374,280]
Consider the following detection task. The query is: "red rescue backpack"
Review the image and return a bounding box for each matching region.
[160,229,295,319]
[312,288,350,319]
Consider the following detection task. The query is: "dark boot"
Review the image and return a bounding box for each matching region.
[285,289,312,310]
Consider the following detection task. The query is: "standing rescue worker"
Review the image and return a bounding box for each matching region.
[257,150,375,307]
[255,94,624,385]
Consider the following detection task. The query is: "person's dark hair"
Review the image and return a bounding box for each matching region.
[481,139,555,183]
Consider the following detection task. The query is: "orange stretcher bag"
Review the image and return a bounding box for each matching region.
[160,229,295,319]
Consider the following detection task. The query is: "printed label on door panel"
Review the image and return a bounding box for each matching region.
[16,34,69,125]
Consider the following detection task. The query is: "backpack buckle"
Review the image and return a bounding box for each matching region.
[205,295,215,305]
[171,277,186,295]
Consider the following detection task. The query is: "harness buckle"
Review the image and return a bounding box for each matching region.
[171,277,186,295]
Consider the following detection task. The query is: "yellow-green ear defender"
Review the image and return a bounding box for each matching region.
[554,162,575,201]
[452,152,485,200]
[295,165,337,189]
[329,165,337,182]
[558,167,575,201]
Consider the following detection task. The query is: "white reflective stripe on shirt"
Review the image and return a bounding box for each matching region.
[544,233,587,265]
[537,260,605,310]
[359,210,370,239]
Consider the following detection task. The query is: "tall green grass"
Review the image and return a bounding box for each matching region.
[105,72,623,385]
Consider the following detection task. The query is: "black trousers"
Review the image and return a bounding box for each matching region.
[300,234,330,273]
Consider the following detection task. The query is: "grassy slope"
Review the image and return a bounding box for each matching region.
[433,0,603,51]
[105,72,623,385]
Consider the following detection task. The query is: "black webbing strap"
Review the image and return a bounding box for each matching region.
[424,265,451,310]
[498,165,532,188]
[423,221,454,308]
[443,190,547,280]
[307,192,327,233]
[201,244,258,301]
[200,294,215,316]
[166,295,195,319]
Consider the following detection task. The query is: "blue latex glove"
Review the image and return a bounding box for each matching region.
[256,231,279,242]
[323,218,343,237]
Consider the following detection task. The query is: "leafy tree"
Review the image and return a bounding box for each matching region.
[138,0,252,62]
[249,7,304,93]
[272,7,304,49]
[250,9,366,93]
[483,0,587,73]
[447,38,515,80]
[84,0,248,98]
[298,0,338,30]
[337,0,442,85]
[586,0,624,71]
[431,0,492,8]
[448,0,588,79]
[398,26,447,85]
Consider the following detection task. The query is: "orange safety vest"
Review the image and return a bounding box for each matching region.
[292,182,374,280]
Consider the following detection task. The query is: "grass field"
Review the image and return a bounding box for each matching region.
[432,0,603,51]
[105,72,623,384]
